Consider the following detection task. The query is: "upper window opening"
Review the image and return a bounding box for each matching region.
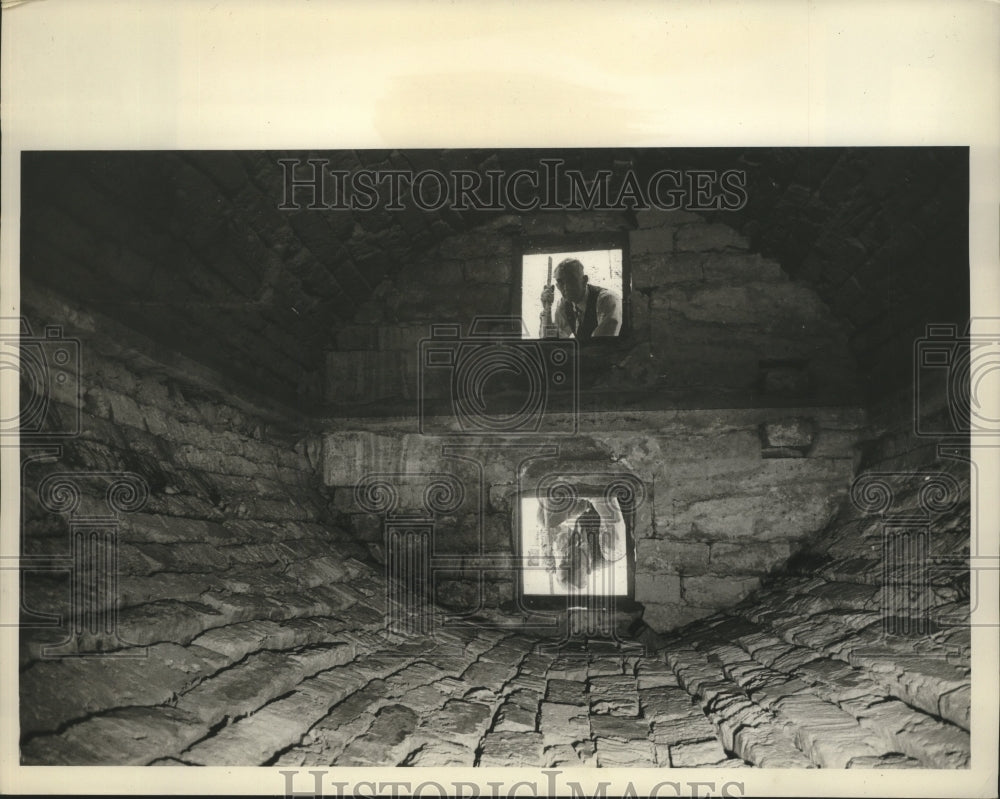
[520,248,625,340]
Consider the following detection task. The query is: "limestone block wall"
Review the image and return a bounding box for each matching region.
[324,209,861,409]
[17,287,395,764]
[322,405,865,631]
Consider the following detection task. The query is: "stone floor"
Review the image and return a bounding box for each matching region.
[269,633,743,769]
[22,600,971,768]
[21,569,971,769]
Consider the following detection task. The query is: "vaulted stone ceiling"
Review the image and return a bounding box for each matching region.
[21,147,967,408]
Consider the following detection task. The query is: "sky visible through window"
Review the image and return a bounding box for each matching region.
[520,249,623,339]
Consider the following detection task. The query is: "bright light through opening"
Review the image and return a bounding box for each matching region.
[521,249,623,339]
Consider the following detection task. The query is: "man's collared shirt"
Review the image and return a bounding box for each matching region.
[554,287,621,338]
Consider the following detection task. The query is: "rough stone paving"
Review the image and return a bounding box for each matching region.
[21,578,970,768]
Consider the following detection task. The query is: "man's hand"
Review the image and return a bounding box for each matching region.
[540,284,555,306]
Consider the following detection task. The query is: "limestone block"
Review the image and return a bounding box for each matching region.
[636,539,711,575]
[19,643,227,737]
[809,428,862,458]
[649,428,762,467]
[701,252,783,282]
[118,572,224,608]
[938,684,970,730]
[650,714,718,745]
[117,599,225,647]
[492,699,538,733]
[633,209,702,229]
[594,736,656,767]
[663,491,840,541]
[417,698,492,744]
[177,644,353,726]
[668,736,729,766]
[547,657,589,682]
[799,723,883,769]
[544,678,588,706]
[323,431,398,486]
[20,706,209,766]
[131,541,230,573]
[539,701,592,744]
[435,579,478,609]
[461,658,516,690]
[629,226,676,255]
[762,417,816,449]
[709,542,793,575]
[542,742,581,767]
[641,602,715,633]
[635,572,683,604]
[847,753,923,768]
[732,725,815,768]
[282,555,352,589]
[191,619,298,661]
[401,736,476,766]
[635,661,679,690]
[631,252,703,288]
[104,389,146,429]
[185,689,337,766]
[683,575,760,607]
[588,675,640,716]
[335,704,421,766]
[859,699,970,768]
[659,282,830,328]
[478,730,545,767]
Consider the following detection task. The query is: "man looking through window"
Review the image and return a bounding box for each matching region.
[540,258,622,341]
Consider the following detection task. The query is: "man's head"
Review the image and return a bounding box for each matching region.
[554,258,589,304]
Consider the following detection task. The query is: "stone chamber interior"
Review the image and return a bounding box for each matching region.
[15,148,974,769]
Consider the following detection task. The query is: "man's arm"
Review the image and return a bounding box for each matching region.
[553,300,574,338]
[593,290,622,337]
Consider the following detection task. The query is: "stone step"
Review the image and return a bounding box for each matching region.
[20,642,228,737]
[736,600,971,730]
[174,643,354,727]
[20,706,210,766]
[665,643,814,768]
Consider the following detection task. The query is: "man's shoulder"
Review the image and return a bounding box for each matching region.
[594,286,621,304]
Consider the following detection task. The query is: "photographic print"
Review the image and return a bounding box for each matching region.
[9,145,978,773]
[1,3,997,799]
